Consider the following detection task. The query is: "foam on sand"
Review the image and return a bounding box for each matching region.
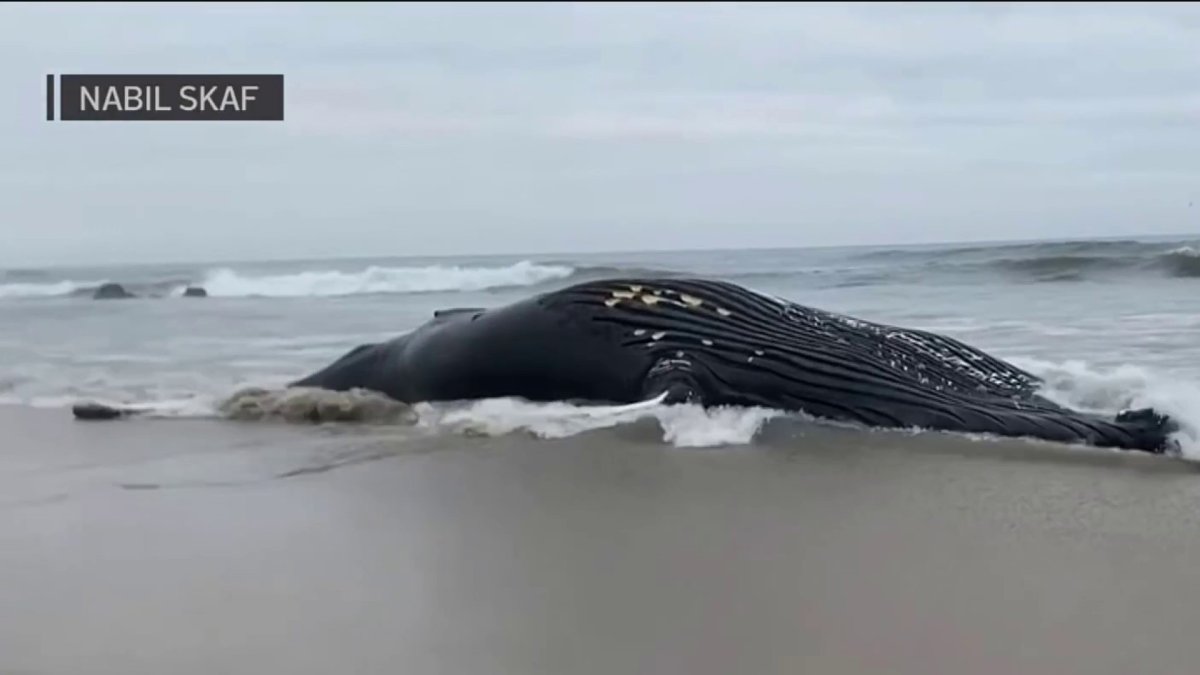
[20,354,1197,458]
[217,386,418,424]
[415,394,784,448]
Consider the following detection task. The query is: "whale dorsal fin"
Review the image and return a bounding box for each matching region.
[433,307,485,319]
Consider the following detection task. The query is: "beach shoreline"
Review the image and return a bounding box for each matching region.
[4,405,1200,675]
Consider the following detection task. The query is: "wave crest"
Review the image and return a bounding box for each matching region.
[1162,246,1200,278]
[0,262,580,300]
[870,240,1200,283]
[1011,356,1200,458]
[200,261,575,297]
[0,280,97,298]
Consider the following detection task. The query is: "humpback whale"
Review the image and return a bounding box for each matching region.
[287,277,1178,455]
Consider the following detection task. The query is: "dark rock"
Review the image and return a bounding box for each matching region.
[93,283,135,300]
[72,402,129,420]
[182,286,208,298]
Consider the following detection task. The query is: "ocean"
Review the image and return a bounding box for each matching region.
[9,235,1200,675]
[3,235,1200,454]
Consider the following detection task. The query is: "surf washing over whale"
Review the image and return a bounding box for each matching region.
[6,237,1191,457]
[219,276,1179,455]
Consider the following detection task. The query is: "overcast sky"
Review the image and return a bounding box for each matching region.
[1,2,1199,266]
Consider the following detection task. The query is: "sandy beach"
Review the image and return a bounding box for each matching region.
[8,2,1200,674]
[5,406,1200,675]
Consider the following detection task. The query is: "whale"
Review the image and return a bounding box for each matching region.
[283,277,1178,455]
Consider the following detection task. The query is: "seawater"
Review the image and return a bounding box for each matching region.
[2,236,1199,453]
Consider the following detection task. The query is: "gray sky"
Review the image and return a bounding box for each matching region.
[2,2,1199,266]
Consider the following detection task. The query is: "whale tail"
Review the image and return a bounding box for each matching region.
[1114,407,1180,454]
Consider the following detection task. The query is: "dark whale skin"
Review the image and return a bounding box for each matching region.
[290,277,1178,454]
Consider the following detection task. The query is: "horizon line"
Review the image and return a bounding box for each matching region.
[7,229,1197,271]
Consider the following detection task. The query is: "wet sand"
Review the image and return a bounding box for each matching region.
[4,407,1200,675]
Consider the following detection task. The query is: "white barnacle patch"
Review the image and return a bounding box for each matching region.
[680,293,703,308]
[604,298,620,307]
[641,294,663,306]
[835,315,865,330]
[754,349,764,356]
[701,339,713,346]
[611,290,636,300]
[633,328,647,336]
[628,285,643,293]
[652,331,666,340]
[716,307,732,317]
[675,351,684,358]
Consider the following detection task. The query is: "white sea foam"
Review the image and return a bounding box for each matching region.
[0,261,575,300]
[1011,356,1200,458]
[200,261,574,298]
[416,395,783,448]
[250,358,1200,456]
[4,352,1196,457]
[410,358,1200,454]
[0,280,102,298]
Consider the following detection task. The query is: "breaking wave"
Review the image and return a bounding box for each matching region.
[0,261,690,300]
[4,239,1195,300]
[1011,356,1200,458]
[199,261,575,297]
[1161,246,1200,278]
[984,247,1200,281]
[848,238,1200,283]
[855,238,1159,262]
[196,262,681,298]
[0,277,190,299]
[0,280,101,298]
[0,261,580,300]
